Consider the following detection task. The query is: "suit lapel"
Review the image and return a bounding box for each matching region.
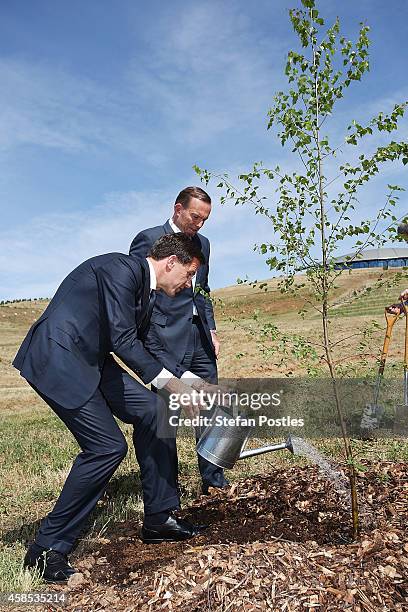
[192,234,205,284]
[139,259,151,316]
[163,220,173,234]
[139,259,160,338]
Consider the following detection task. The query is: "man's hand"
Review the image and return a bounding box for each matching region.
[399,289,408,303]
[386,289,408,315]
[210,330,220,358]
[387,303,402,315]
[163,377,207,419]
[187,378,237,411]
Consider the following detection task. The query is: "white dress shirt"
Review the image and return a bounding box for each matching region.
[168,218,198,316]
[145,258,199,389]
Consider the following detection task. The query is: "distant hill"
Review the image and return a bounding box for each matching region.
[1,268,407,392]
[213,267,408,319]
[213,267,408,376]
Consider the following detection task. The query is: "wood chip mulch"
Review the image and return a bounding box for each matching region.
[46,461,407,611]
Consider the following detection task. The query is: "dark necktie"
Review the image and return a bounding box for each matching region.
[139,289,156,338]
[147,289,156,321]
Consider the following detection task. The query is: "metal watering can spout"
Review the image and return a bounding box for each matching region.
[239,436,294,460]
[196,405,294,470]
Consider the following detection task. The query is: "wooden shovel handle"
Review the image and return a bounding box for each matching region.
[380,309,399,374]
[402,301,408,368]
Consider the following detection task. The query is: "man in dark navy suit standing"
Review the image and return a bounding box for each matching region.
[13,234,216,583]
[129,187,228,494]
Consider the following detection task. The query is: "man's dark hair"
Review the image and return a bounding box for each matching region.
[175,186,211,209]
[149,233,205,265]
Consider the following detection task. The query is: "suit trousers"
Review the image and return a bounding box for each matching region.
[159,318,227,488]
[31,358,179,555]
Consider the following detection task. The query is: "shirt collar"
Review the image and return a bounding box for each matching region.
[168,217,181,233]
[146,258,157,291]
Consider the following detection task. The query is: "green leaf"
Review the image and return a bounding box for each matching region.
[302,0,316,8]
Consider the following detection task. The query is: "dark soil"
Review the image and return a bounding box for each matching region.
[52,461,408,610]
[90,465,356,586]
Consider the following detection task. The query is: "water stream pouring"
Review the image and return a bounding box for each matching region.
[196,405,294,469]
[197,406,350,502]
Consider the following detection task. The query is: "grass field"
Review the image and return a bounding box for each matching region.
[1,268,408,598]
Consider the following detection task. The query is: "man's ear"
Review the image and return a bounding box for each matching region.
[174,202,183,216]
[166,254,178,269]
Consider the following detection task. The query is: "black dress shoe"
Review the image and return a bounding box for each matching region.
[141,513,203,544]
[24,544,77,584]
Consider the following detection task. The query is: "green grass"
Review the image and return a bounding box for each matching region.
[2,271,408,593]
[0,544,43,593]
[1,400,408,593]
[330,284,407,318]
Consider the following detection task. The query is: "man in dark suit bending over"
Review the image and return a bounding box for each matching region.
[13,234,216,583]
[129,187,228,494]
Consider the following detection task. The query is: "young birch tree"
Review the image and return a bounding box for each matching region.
[195,0,408,538]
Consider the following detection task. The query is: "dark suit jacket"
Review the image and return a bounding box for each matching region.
[129,221,216,362]
[13,253,186,410]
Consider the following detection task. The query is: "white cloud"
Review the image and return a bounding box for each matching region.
[125,2,286,147]
[1,0,407,300]
[0,57,154,156]
[0,185,277,299]
[0,190,173,299]
[0,3,284,160]
[0,12,282,178]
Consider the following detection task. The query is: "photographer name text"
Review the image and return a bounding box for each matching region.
[169,415,304,428]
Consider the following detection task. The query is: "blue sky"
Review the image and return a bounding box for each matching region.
[0,0,407,300]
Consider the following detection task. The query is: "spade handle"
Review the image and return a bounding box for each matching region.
[380,309,399,376]
[401,301,408,405]
[402,301,408,368]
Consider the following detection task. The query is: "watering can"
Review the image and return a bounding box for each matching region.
[196,405,294,469]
